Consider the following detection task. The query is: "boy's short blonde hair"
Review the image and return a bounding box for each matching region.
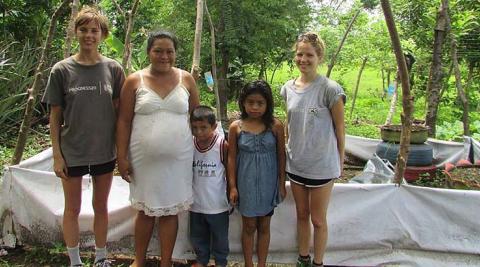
[295,32,326,62]
[74,6,109,38]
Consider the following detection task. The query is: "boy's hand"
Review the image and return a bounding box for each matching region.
[118,158,133,183]
[229,187,238,206]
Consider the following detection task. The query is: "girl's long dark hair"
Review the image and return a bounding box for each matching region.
[238,80,274,128]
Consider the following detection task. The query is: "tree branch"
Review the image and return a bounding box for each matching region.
[381,0,414,185]
[12,0,71,165]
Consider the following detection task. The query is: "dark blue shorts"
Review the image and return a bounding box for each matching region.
[67,160,116,177]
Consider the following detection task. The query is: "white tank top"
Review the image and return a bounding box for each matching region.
[191,132,230,214]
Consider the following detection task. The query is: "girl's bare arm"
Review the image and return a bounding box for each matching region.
[331,99,345,175]
[227,121,240,205]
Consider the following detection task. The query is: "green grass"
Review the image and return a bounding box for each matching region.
[263,64,426,138]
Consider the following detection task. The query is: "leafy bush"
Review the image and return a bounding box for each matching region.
[0,38,42,141]
[436,120,480,141]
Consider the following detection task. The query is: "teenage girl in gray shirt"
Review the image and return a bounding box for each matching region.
[42,6,125,267]
[281,32,346,267]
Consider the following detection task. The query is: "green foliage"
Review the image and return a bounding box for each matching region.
[436,120,465,141]
[434,119,480,141]
[0,38,42,139]
[23,242,68,265]
[411,170,446,188]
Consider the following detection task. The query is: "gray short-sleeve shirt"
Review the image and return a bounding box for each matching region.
[281,75,346,179]
[42,56,125,167]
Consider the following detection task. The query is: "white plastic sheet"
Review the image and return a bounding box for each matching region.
[1,144,480,266]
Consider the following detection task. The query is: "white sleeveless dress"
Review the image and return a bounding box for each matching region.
[128,69,193,216]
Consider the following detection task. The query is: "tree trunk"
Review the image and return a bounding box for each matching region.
[385,75,399,125]
[258,58,266,80]
[269,57,286,85]
[387,70,391,86]
[326,8,361,78]
[464,62,474,100]
[381,67,385,97]
[63,0,80,58]
[191,0,204,80]
[217,3,229,126]
[349,57,368,120]
[447,12,469,136]
[204,0,221,120]
[381,0,414,185]
[11,0,71,165]
[122,0,141,75]
[439,62,453,99]
[425,0,449,137]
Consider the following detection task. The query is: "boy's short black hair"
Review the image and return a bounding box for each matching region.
[191,105,216,126]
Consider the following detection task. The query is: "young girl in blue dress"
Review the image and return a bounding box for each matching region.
[227,80,286,267]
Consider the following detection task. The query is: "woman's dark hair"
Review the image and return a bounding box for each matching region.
[147,30,178,52]
[238,80,274,127]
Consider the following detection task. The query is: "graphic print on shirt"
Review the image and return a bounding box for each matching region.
[67,82,112,95]
[193,160,218,178]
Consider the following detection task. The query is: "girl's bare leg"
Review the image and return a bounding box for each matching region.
[92,172,113,248]
[291,182,311,257]
[241,216,257,267]
[61,177,83,247]
[310,181,334,264]
[256,216,272,267]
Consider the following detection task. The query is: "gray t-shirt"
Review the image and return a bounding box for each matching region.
[281,75,346,179]
[42,56,125,167]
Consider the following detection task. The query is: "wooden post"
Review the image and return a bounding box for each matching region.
[11,0,71,165]
[122,0,141,75]
[425,0,449,137]
[204,0,221,120]
[191,0,204,81]
[112,0,141,74]
[63,0,80,59]
[384,74,399,125]
[381,0,414,185]
[446,11,469,136]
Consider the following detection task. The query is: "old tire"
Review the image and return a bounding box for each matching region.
[404,165,437,182]
[376,142,433,166]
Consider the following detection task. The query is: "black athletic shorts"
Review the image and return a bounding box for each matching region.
[287,172,334,188]
[67,160,116,177]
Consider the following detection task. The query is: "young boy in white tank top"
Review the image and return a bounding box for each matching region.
[190,106,230,267]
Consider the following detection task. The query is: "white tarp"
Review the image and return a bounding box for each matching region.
[1,137,480,266]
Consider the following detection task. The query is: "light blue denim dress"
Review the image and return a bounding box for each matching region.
[236,130,280,217]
